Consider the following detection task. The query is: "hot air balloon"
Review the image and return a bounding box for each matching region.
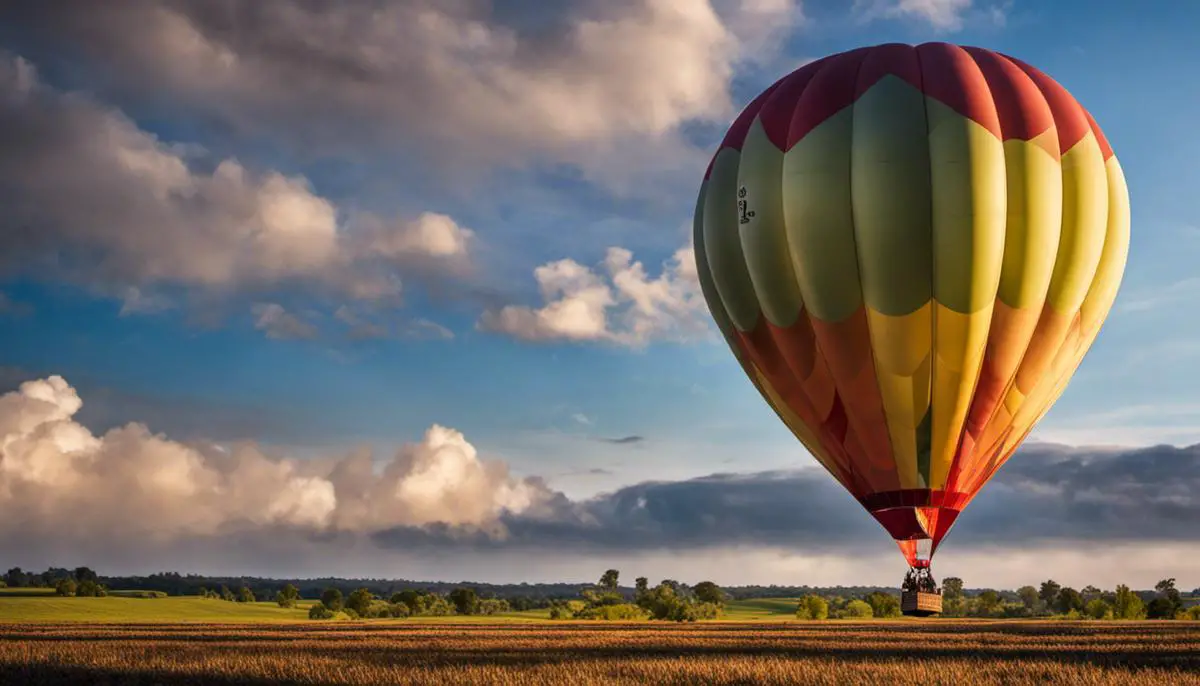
[694,42,1129,611]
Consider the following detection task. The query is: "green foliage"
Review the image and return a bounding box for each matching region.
[76,580,101,598]
[346,588,374,616]
[55,578,77,597]
[941,595,966,617]
[574,603,647,620]
[321,588,343,611]
[1086,599,1114,620]
[693,581,726,606]
[308,604,336,620]
[1114,585,1147,620]
[1150,578,1183,619]
[1016,586,1039,611]
[237,586,256,603]
[276,584,300,608]
[1054,587,1084,614]
[220,585,235,602]
[1180,605,1200,620]
[942,577,964,601]
[1039,580,1061,608]
[477,598,511,615]
[841,599,873,619]
[598,570,620,591]
[863,592,900,618]
[972,590,1003,618]
[449,587,480,615]
[73,567,98,584]
[4,568,27,588]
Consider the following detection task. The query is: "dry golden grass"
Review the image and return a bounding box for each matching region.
[1,621,1198,685]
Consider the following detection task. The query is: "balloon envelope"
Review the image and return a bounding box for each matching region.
[693,43,1129,567]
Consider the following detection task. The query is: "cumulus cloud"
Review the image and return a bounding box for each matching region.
[2,377,1197,580]
[3,0,802,187]
[0,53,471,307]
[0,376,555,546]
[478,241,707,346]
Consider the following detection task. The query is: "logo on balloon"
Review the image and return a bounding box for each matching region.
[737,186,755,225]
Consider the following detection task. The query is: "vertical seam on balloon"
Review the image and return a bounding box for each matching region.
[960,50,1060,496]
[915,45,935,493]
[939,46,1002,502]
[845,49,901,495]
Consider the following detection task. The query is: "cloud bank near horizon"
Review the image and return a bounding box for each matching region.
[1,374,1197,585]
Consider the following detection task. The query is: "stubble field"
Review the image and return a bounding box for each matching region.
[1,621,1198,685]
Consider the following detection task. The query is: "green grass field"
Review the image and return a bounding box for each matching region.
[0,591,809,624]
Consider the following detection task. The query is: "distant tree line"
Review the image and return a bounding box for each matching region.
[4,564,1197,622]
[792,577,1200,621]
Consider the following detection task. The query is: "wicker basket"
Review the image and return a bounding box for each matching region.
[901,590,943,617]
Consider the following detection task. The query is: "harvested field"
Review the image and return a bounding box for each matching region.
[0,621,1198,685]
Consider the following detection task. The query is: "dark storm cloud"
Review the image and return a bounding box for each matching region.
[372,442,1200,554]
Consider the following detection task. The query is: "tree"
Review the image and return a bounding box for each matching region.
[73,567,98,584]
[4,568,27,588]
[842,599,874,618]
[321,587,344,611]
[1016,586,1039,611]
[237,586,256,603]
[1055,587,1084,614]
[599,570,620,591]
[1039,580,1061,609]
[693,581,726,606]
[1152,578,1183,618]
[1085,599,1113,620]
[448,587,480,615]
[1081,585,1102,601]
[796,595,829,620]
[973,590,1003,617]
[635,577,648,594]
[276,584,300,608]
[391,590,421,614]
[942,577,964,601]
[55,578,77,597]
[220,585,235,602]
[346,588,374,616]
[1113,585,1146,620]
[864,592,901,618]
[77,580,100,597]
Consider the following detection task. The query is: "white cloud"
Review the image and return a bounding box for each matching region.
[252,303,317,341]
[10,0,802,188]
[853,0,976,30]
[478,241,707,346]
[0,376,555,544]
[0,53,470,307]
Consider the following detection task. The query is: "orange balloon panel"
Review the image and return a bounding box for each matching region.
[694,42,1129,566]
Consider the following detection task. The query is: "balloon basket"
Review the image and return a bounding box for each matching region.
[901,590,943,617]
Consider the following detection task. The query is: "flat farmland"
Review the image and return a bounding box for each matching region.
[1,621,1198,685]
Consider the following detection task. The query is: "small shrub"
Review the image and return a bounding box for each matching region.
[1086,599,1114,620]
[841,600,874,619]
[308,604,336,620]
[796,595,828,620]
[574,603,647,621]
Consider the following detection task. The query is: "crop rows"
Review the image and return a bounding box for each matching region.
[0,621,1197,685]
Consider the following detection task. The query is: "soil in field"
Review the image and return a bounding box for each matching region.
[1,621,1198,685]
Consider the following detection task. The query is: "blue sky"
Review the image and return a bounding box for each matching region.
[0,0,1198,586]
